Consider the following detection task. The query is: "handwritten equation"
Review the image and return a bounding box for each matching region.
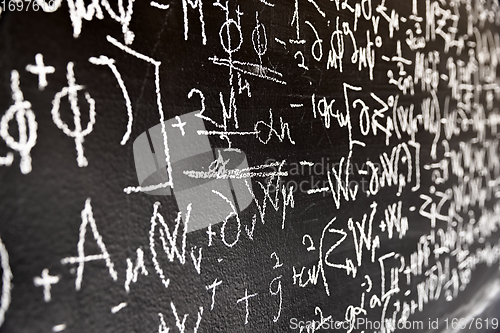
[0,0,499,332]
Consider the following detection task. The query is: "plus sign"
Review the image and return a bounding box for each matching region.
[237,288,258,324]
[25,53,55,90]
[171,115,187,136]
[33,268,59,302]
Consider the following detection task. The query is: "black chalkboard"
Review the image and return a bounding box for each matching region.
[1,0,500,332]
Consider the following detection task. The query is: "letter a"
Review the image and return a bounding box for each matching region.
[61,198,118,290]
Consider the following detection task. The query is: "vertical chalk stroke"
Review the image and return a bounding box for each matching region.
[0,234,12,328]
[106,35,175,193]
[237,289,258,325]
[269,275,283,322]
[0,70,37,174]
[206,278,222,311]
[51,62,96,168]
[182,0,207,45]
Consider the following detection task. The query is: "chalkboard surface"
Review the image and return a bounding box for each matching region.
[0,0,500,332]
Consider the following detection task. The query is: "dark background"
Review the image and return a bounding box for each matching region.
[0,0,499,332]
